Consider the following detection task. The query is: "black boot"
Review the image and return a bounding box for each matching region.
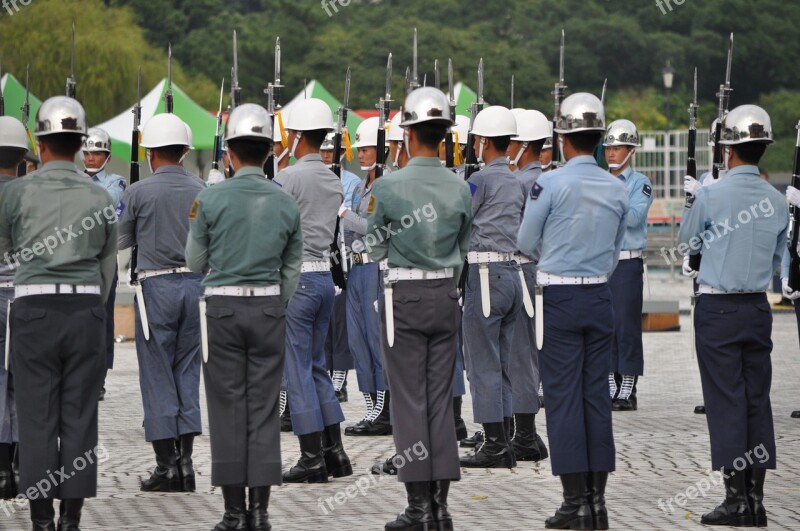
[430,480,453,531]
[57,498,83,531]
[283,432,328,483]
[178,434,196,492]
[213,486,248,531]
[459,422,515,468]
[345,392,375,435]
[0,442,13,499]
[746,469,767,527]
[700,468,753,526]
[140,438,182,492]
[385,481,436,531]
[545,473,593,529]
[511,413,548,462]
[586,472,609,530]
[459,430,483,448]
[452,397,467,441]
[349,390,392,436]
[248,486,272,531]
[371,455,398,476]
[322,423,353,478]
[30,498,55,531]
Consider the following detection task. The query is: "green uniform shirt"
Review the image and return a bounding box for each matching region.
[367,157,472,279]
[185,166,304,304]
[0,160,118,301]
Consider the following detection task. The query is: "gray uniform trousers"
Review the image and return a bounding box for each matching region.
[12,294,106,499]
[379,278,461,483]
[0,287,17,444]
[509,262,541,414]
[204,295,286,487]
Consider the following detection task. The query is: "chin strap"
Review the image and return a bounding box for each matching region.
[393,142,404,168]
[289,132,302,159]
[83,154,111,174]
[512,142,529,167]
[608,148,634,171]
[477,137,487,163]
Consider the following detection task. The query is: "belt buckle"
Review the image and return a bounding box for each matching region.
[352,253,363,266]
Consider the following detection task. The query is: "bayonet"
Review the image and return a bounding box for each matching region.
[448,59,454,108]
[273,37,283,108]
[212,78,225,170]
[717,32,734,119]
[21,64,30,130]
[434,59,440,90]
[511,74,515,108]
[385,53,393,102]
[66,22,76,99]
[165,42,174,113]
[231,30,241,109]
[411,28,419,90]
[477,58,484,106]
[405,66,411,96]
[601,78,607,105]
[444,58,456,169]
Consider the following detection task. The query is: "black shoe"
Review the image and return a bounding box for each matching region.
[459,422,515,469]
[140,439,182,492]
[322,423,353,478]
[30,498,55,531]
[345,392,376,435]
[612,398,636,412]
[385,481,436,531]
[280,399,293,432]
[371,456,398,476]
[791,410,800,419]
[459,430,483,449]
[214,486,248,531]
[57,498,83,531]
[746,469,767,527]
[430,480,453,531]
[348,391,392,436]
[700,468,753,526]
[178,434,196,492]
[453,397,467,441]
[248,486,272,531]
[586,472,609,530]
[511,413,548,462]
[283,432,328,483]
[98,387,106,401]
[695,405,706,414]
[545,473,593,529]
[335,388,348,403]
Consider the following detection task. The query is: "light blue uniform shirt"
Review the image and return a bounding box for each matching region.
[678,165,787,292]
[90,169,127,209]
[616,166,653,251]
[467,158,525,253]
[518,155,628,277]
[515,161,543,261]
[342,169,360,209]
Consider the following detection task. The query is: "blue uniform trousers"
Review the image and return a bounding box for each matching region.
[325,291,354,371]
[284,272,345,435]
[0,288,16,444]
[609,258,644,375]
[346,263,387,393]
[540,284,616,476]
[135,273,204,441]
[462,263,522,423]
[509,263,541,414]
[695,293,776,470]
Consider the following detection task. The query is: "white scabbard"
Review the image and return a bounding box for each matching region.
[643,258,651,299]
[199,298,209,363]
[479,264,491,318]
[4,300,11,371]
[517,268,534,318]
[384,284,395,347]
[134,283,150,341]
[689,295,696,360]
[535,286,544,350]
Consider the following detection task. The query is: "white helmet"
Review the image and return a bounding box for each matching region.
[400,87,453,127]
[82,128,112,153]
[352,117,380,149]
[0,116,31,150]
[513,110,552,142]
[35,96,87,137]
[719,105,774,145]
[286,98,335,132]
[141,113,191,148]
[225,104,273,142]
[387,112,404,142]
[555,93,605,134]
[603,119,640,147]
[453,115,470,146]
[471,106,517,138]
[184,122,195,150]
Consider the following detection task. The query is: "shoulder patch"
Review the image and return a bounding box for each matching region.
[468,181,478,196]
[115,201,125,218]
[189,199,199,221]
[119,180,127,190]
[642,184,652,197]
[367,194,376,214]
[530,182,543,200]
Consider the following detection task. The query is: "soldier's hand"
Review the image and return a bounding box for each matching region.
[683,175,701,196]
[782,278,800,300]
[207,169,225,185]
[682,254,698,278]
[338,204,349,218]
[786,186,800,208]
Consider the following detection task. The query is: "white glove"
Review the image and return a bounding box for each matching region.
[683,175,701,196]
[334,286,343,296]
[787,186,800,208]
[782,278,800,300]
[338,204,349,218]
[207,169,225,185]
[682,255,698,278]
[125,268,133,287]
[373,300,379,313]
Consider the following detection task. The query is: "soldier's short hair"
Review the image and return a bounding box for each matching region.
[227,138,273,166]
[733,143,768,165]
[151,145,188,163]
[0,148,26,170]
[40,133,83,158]
[303,129,328,151]
[528,138,546,157]
[411,123,448,149]
[565,131,603,154]
[487,136,511,153]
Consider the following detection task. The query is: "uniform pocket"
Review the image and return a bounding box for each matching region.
[698,299,739,315]
[90,306,107,321]
[13,307,46,322]
[263,306,285,319]
[754,302,772,313]
[206,307,235,320]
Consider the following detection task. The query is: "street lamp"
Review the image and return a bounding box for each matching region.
[662,60,675,130]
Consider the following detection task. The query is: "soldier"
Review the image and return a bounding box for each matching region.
[459,105,524,469]
[540,136,554,173]
[0,96,118,531]
[118,113,206,493]
[783,186,800,419]
[82,127,126,401]
[680,105,784,527]
[387,112,409,171]
[368,86,472,531]
[340,116,392,437]
[506,108,550,462]
[274,98,352,483]
[0,116,27,500]
[518,93,626,530]
[603,119,653,412]
[186,103,303,531]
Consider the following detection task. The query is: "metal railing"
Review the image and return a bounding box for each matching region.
[633,130,713,199]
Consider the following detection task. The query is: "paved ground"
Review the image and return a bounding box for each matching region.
[3,276,800,530]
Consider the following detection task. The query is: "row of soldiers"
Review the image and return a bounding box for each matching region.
[0,71,792,531]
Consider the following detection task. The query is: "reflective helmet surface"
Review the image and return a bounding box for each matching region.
[35,96,87,137]
[224,104,273,142]
[82,127,112,152]
[400,87,453,128]
[603,119,639,147]
[554,93,605,134]
[719,105,774,145]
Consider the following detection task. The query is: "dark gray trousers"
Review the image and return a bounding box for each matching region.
[203,295,286,487]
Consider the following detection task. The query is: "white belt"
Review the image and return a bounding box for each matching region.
[697,284,764,296]
[0,281,13,288]
[138,266,191,280]
[514,254,536,265]
[15,284,101,298]
[467,251,516,264]
[384,267,454,282]
[536,272,608,286]
[351,252,373,265]
[204,285,281,297]
[619,250,643,260]
[301,261,331,273]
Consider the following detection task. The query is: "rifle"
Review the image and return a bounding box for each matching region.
[409,28,420,92]
[19,65,35,176]
[552,30,566,169]
[66,22,77,99]
[600,78,607,105]
[788,121,800,291]
[211,78,225,171]
[264,37,283,179]
[329,67,352,291]
[510,74,515,108]
[712,33,734,181]
[375,54,392,179]
[686,68,702,271]
[129,67,143,284]
[463,58,484,180]
[434,59,440,91]
[165,43,174,113]
[231,30,241,110]
[0,63,4,117]
[444,58,456,168]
